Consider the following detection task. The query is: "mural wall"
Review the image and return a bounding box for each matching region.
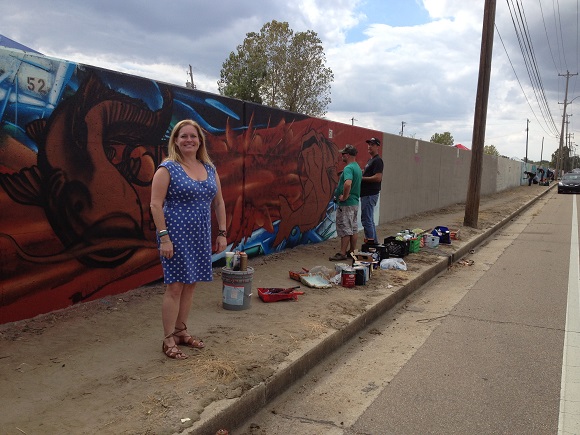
[0,47,381,323]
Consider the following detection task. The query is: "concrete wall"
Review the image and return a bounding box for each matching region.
[377,132,524,224]
[0,46,525,323]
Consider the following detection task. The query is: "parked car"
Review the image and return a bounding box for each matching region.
[558,173,580,194]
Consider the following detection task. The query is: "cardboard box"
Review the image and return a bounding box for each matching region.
[355,253,374,262]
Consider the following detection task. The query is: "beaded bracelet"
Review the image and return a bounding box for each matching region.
[157,229,169,237]
[217,229,227,237]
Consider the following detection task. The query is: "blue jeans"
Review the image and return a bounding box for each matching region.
[361,194,379,241]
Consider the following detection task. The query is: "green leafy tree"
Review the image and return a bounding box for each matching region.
[551,145,573,172]
[430,132,454,145]
[218,20,333,117]
[218,32,265,104]
[484,144,500,156]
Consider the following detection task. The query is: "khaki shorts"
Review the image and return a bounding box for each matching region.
[336,205,358,237]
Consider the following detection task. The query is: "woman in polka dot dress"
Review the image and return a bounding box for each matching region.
[150,120,227,360]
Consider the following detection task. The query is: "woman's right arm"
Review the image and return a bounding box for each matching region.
[150,167,173,254]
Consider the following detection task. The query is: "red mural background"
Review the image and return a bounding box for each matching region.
[0,48,380,323]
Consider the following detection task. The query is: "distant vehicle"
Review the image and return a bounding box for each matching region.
[558,173,580,194]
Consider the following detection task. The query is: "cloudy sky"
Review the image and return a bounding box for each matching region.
[1,0,578,162]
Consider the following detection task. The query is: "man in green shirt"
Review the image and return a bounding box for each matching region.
[329,144,362,261]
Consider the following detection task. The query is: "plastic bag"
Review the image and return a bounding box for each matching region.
[308,265,334,280]
[380,258,407,270]
[330,273,342,285]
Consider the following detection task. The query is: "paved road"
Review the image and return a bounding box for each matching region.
[236,190,579,434]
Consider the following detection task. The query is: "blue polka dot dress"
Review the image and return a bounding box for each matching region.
[158,160,218,284]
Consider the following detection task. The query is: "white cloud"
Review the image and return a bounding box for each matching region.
[0,0,577,162]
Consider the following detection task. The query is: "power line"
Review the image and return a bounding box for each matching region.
[495,23,559,137]
[552,0,565,71]
[504,0,560,136]
[537,0,560,73]
[519,1,558,129]
[555,0,569,71]
[575,0,579,96]
[556,70,578,178]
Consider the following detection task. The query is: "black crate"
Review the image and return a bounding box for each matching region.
[432,226,451,244]
[383,237,409,258]
[365,243,389,260]
[361,242,382,252]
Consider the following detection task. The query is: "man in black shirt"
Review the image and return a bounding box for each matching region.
[360,137,384,244]
[524,171,536,186]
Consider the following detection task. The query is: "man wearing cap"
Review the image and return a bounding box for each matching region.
[329,144,362,261]
[360,137,384,245]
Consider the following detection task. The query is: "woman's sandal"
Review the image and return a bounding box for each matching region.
[172,322,205,349]
[162,340,188,360]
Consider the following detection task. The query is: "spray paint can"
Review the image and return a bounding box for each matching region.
[232,252,240,270]
[225,252,234,269]
[239,252,248,271]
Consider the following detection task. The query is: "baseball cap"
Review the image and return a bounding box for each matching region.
[366,137,381,146]
[339,144,358,156]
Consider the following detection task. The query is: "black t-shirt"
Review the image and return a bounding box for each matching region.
[360,155,384,197]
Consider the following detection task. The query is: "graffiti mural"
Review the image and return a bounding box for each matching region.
[0,47,379,323]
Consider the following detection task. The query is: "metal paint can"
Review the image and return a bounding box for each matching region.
[354,266,367,285]
[360,261,372,279]
[341,269,356,288]
[239,252,248,271]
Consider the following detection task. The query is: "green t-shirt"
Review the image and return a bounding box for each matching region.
[336,161,362,206]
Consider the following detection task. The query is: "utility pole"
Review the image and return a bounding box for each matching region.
[186,64,196,89]
[571,137,576,170]
[400,121,406,136]
[555,71,578,179]
[566,114,574,169]
[464,0,496,228]
[351,117,357,126]
[540,137,544,165]
[524,118,530,168]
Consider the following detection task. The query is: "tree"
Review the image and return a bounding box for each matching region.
[218,32,265,104]
[551,145,573,172]
[484,144,500,156]
[430,132,454,145]
[218,20,333,117]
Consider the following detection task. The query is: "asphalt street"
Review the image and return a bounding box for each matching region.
[235,188,578,434]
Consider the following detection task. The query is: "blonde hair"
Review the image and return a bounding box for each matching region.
[166,119,214,167]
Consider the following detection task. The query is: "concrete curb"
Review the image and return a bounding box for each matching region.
[451,183,555,263]
[186,185,554,435]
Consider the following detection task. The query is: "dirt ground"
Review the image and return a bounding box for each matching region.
[0,185,549,435]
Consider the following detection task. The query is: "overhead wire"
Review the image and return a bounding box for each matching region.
[544,0,579,125]
[574,0,579,96]
[521,3,558,132]
[555,0,569,72]
[504,0,560,136]
[495,23,557,137]
[552,0,564,71]
[519,1,559,133]
[538,0,560,72]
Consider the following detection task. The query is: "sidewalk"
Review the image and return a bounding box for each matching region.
[0,184,553,435]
